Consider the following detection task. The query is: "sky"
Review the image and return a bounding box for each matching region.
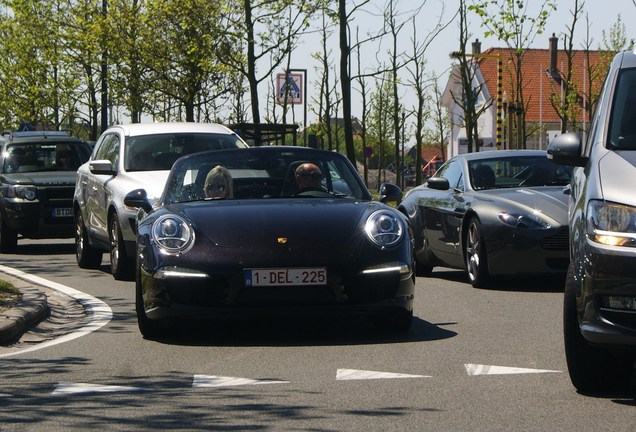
[284,0,636,129]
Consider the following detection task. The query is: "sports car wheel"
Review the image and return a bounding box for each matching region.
[75,211,102,269]
[464,217,490,288]
[0,216,17,253]
[109,215,133,280]
[136,263,165,339]
[563,263,633,393]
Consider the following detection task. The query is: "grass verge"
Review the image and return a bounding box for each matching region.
[0,279,21,308]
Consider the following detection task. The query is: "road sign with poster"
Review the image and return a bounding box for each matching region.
[277,73,303,105]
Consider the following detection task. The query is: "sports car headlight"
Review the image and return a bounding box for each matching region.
[497,212,551,229]
[587,200,636,247]
[152,214,194,254]
[1,185,37,201]
[365,210,404,248]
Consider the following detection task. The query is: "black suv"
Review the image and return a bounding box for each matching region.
[548,51,636,392]
[0,131,92,252]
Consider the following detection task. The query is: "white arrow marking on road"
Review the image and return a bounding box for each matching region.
[52,382,150,395]
[336,368,431,381]
[0,393,12,397]
[464,364,561,376]
[192,375,289,388]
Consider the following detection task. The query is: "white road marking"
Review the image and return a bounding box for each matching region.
[0,265,113,358]
[464,364,561,376]
[336,368,431,381]
[193,375,289,388]
[52,382,150,395]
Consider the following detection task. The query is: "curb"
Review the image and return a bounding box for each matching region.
[0,283,50,345]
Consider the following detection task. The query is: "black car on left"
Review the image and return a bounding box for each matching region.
[125,146,415,338]
[0,131,92,252]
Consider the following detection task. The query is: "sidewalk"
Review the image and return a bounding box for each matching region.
[0,273,50,345]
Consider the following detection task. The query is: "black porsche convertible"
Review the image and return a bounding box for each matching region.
[124,146,415,337]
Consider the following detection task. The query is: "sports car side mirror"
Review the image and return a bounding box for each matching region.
[426,177,450,191]
[546,133,588,167]
[124,188,153,214]
[379,182,402,204]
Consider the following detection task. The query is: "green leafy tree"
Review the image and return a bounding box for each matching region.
[142,0,235,122]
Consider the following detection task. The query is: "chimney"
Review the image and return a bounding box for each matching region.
[549,33,558,74]
[472,39,482,55]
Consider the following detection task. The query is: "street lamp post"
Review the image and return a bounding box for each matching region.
[449,51,503,150]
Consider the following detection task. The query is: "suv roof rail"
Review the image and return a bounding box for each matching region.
[1,130,73,140]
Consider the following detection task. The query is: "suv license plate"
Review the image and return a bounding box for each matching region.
[245,268,327,287]
[52,208,73,217]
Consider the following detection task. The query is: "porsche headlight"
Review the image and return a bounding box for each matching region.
[0,185,37,201]
[365,210,403,248]
[497,212,551,229]
[587,200,636,247]
[152,214,194,254]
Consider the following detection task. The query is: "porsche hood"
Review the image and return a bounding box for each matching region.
[180,199,383,253]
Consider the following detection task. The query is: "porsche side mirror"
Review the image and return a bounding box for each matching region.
[546,133,588,167]
[379,182,402,204]
[124,188,153,214]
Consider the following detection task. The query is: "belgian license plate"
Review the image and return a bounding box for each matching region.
[52,208,72,217]
[245,268,327,287]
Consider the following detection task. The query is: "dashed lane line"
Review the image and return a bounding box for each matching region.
[465,364,561,376]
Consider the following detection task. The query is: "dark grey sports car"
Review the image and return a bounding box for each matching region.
[398,150,571,287]
[124,146,415,337]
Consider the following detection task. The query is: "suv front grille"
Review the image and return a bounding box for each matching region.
[38,185,75,223]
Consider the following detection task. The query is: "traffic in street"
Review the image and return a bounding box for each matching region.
[0,239,633,431]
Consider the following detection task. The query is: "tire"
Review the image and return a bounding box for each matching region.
[109,215,133,280]
[135,262,164,339]
[75,211,102,269]
[464,217,490,288]
[0,216,18,253]
[563,263,632,393]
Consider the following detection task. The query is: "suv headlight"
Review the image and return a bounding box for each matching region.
[365,210,404,248]
[0,185,37,201]
[152,214,194,254]
[587,200,636,247]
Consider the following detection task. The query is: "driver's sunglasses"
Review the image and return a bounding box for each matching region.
[206,184,226,192]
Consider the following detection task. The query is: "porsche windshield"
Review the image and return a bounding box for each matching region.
[164,148,371,203]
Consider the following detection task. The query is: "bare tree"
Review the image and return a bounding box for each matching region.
[548,0,584,134]
[405,9,452,184]
[450,0,492,153]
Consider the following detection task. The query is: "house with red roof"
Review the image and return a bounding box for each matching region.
[441,36,608,159]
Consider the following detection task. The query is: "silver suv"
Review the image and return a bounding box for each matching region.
[74,122,248,280]
[548,50,636,392]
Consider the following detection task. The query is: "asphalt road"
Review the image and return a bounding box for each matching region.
[0,239,634,431]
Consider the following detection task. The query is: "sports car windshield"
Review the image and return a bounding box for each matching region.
[164,147,372,203]
[469,156,572,190]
